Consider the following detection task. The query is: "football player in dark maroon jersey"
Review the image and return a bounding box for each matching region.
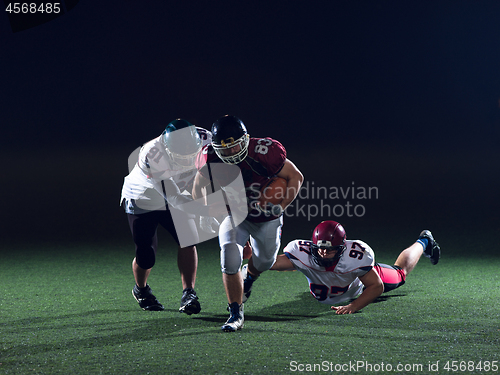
[193,115,304,331]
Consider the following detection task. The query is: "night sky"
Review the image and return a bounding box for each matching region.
[1,1,499,247]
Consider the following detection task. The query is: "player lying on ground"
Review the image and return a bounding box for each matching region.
[242,220,440,314]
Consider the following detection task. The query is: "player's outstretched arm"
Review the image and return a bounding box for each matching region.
[331,269,384,314]
[270,254,295,271]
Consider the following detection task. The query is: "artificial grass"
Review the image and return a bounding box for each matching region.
[1,237,499,374]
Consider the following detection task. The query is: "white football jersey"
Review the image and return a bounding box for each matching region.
[284,239,375,305]
[121,127,212,212]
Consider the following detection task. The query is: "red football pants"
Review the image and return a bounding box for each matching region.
[374,263,406,293]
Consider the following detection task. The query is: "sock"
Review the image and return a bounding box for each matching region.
[417,238,429,251]
[228,301,241,314]
[246,272,258,282]
[244,275,255,288]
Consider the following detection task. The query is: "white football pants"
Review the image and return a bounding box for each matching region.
[219,216,283,274]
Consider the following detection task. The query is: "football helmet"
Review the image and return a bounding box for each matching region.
[162,119,202,167]
[311,221,347,267]
[211,115,250,164]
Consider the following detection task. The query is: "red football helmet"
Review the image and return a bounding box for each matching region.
[311,221,346,267]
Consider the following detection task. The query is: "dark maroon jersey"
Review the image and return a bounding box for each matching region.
[197,137,287,222]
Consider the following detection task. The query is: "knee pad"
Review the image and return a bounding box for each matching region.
[136,246,156,269]
[220,243,243,274]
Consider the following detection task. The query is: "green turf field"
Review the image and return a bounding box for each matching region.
[1,231,498,375]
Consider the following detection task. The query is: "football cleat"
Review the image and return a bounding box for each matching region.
[179,288,201,315]
[241,264,254,303]
[132,284,165,311]
[221,302,244,332]
[419,230,441,265]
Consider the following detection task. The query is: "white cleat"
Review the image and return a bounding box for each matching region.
[221,302,244,332]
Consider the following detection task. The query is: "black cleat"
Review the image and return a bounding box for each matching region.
[179,288,201,315]
[419,230,441,265]
[132,284,164,311]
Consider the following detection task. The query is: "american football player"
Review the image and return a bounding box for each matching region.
[267,220,440,314]
[192,115,304,331]
[121,119,213,315]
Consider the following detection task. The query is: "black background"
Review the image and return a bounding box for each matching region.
[1,1,499,250]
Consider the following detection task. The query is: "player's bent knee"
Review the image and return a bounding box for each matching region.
[136,247,156,269]
[251,254,277,273]
[220,243,243,274]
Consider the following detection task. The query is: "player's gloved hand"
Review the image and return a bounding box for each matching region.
[258,202,283,217]
[199,216,220,234]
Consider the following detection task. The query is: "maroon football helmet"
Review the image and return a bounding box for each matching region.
[311,221,347,267]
